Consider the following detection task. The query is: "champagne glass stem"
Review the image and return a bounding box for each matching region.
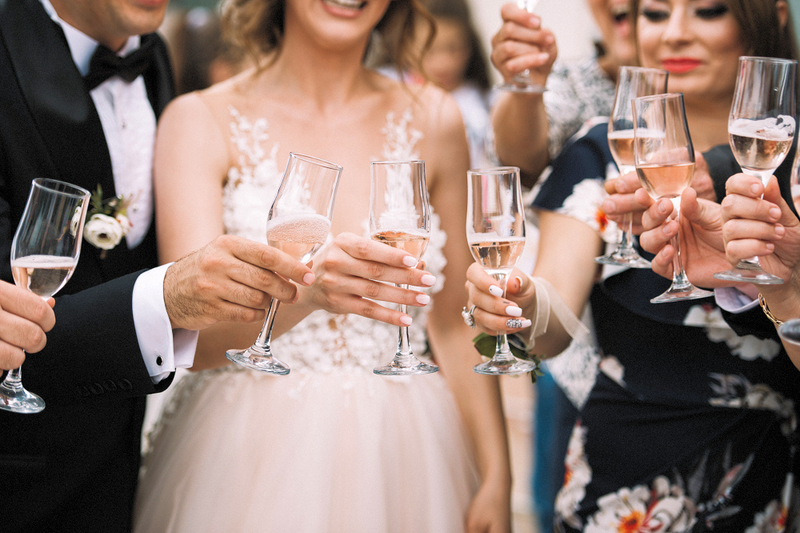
[621,213,634,250]
[0,360,44,413]
[254,298,280,352]
[491,273,517,365]
[0,365,25,395]
[225,297,290,374]
[394,284,415,363]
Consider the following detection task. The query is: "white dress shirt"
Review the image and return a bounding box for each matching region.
[41,0,198,382]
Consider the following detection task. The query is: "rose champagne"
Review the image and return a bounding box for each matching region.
[371,230,430,261]
[636,162,695,199]
[468,236,526,277]
[267,213,331,263]
[11,255,78,298]
[607,130,636,174]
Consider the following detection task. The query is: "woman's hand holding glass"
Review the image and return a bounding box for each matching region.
[721,173,800,290]
[490,2,556,93]
[465,263,532,337]
[299,231,436,328]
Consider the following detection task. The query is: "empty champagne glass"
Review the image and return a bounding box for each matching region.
[2,178,90,413]
[494,0,547,94]
[226,153,342,375]
[633,93,713,303]
[370,160,438,376]
[596,66,668,268]
[714,56,797,284]
[467,167,537,375]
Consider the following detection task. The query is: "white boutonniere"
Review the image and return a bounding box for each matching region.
[84,185,132,258]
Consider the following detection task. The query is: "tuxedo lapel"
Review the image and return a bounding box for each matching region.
[0,0,116,198]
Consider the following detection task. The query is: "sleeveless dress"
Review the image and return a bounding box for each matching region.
[133,108,479,533]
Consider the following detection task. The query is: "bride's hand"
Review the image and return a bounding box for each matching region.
[465,263,533,335]
[465,480,512,533]
[302,232,436,327]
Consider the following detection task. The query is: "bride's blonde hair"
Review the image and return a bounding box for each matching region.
[219,0,435,75]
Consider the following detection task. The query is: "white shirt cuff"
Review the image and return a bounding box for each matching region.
[714,287,759,314]
[132,264,199,383]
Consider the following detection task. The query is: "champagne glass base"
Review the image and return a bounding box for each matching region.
[493,81,547,94]
[0,383,45,414]
[595,250,652,269]
[226,347,290,375]
[374,358,438,376]
[713,265,784,285]
[650,284,713,304]
[473,357,537,376]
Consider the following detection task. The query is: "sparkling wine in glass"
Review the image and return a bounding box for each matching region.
[467,166,536,375]
[714,56,797,285]
[370,160,437,376]
[494,0,547,94]
[1,178,90,413]
[225,153,342,375]
[596,66,668,268]
[633,93,713,303]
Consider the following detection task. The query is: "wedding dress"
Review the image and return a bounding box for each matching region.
[133,107,479,533]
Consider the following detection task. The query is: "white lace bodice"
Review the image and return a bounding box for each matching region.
[221,107,447,373]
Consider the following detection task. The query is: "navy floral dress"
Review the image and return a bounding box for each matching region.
[533,120,800,532]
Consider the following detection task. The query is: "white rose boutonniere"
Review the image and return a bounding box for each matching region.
[84,185,132,258]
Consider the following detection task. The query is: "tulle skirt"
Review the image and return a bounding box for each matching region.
[133,367,479,533]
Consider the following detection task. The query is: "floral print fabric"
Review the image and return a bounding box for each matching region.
[533,122,800,532]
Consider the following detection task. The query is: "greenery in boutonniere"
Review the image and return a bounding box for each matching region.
[472,333,544,383]
[83,185,132,258]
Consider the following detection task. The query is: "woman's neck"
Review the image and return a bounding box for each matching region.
[266,32,373,111]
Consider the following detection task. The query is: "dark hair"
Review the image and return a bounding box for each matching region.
[631,0,798,60]
[422,0,491,91]
[630,0,799,95]
[220,0,435,75]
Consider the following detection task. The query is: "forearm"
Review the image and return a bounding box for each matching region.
[492,93,550,186]
[428,322,511,488]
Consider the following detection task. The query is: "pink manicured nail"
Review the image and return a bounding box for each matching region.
[303,273,315,285]
[506,305,523,317]
[402,255,418,267]
[421,274,436,286]
[400,315,413,326]
[416,293,431,305]
[489,285,503,297]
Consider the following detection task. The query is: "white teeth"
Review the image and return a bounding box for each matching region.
[324,0,365,9]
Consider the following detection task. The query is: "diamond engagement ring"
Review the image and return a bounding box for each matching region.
[506,318,523,329]
[461,305,477,329]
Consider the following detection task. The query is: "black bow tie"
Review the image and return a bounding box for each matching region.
[84,34,156,91]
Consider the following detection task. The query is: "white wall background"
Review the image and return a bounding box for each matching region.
[467,0,598,83]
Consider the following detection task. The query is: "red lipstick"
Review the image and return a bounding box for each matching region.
[661,58,701,74]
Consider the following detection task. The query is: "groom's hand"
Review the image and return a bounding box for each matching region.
[163,235,315,331]
[0,280,55,369]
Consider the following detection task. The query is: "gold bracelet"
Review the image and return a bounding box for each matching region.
[758,292,784,326]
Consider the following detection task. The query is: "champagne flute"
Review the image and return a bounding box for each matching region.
[2,178,90,413]
[467,166,537,375]
[596,66,668,268]
[633,93,713,303]
[714,56,797,285]
[226,153,342,375]
[370,160,438,376]
[494,0,547,94]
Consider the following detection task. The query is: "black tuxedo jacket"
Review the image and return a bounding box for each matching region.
[0,1,175,531]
